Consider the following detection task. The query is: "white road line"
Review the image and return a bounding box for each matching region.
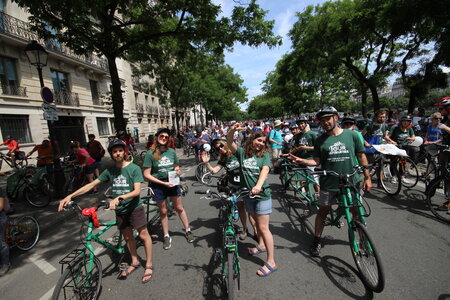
[28,254,57,275]
[39,285,55,300]
[94,247,106,256]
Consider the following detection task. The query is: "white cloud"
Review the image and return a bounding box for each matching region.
[276,10,294,41]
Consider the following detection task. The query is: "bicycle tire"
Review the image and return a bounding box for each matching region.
[399,157,419,188]
[52,256,102,300]
[424,160,437,187]
[349,221,385,293]
[14,216,40,251]
[379,161,401,196]
[426,176,450,223]
[140,150,147,161]
[24,176,51,208]
[226,251,235,300]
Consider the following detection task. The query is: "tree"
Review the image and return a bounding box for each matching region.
[15,0,281,131]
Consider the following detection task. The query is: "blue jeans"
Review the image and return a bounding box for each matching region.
[0,212,10,266]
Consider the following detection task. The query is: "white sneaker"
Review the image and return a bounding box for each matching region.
[391,177,398,184]
[401,178,411,184]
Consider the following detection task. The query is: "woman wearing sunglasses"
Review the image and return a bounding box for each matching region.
[143,128,194,250]
[201,139,253,240]
[226,123,278,277]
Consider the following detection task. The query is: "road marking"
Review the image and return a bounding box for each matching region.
[28,254,57,275]
[94,247,106,256]
[39,285,55,300]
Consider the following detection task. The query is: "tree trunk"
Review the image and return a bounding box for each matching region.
[107,56,126,132]
[368,84,380,112]
[175,109,180,132]
[407,86,418,114]
[360,85,368,117]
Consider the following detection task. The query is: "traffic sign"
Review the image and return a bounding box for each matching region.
[43,111,58,121]
[42,102,57,112]
[41,87,54,103]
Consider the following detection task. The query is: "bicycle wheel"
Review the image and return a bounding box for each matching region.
[13,216,40,251]
[426,176,450,223]
[140,150,147,161]
[226,251,236,300]
[379,161,401,196]
[399,157,419,188]
[424,160,438,187]
[24,176,51,207]
[349,221,385,293]
[52,256,102,300]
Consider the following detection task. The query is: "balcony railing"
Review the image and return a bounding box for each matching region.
[136,103,144,114]
[92,93,101,105]
[0,11,108,72]
[53,89,80,107]
[1,84,27,96]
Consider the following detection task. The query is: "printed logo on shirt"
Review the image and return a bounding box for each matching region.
[243,157,258,170]
[158,156,173,167]
[226,160,240,171]
[329,141,349,155]
[113,175,129,187]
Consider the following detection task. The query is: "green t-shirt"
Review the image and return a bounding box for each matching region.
[364,122,387,138]
[218,155,241,186]
[97,163,144,215]
[142,148,179,179]
[313,129,365,192]
[0,187,4,198]
[235,147,271,201]
[293,130,317,159]
[389,126,414,144]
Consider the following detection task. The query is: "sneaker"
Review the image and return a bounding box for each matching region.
[239,229,248,240]
[0,264,11,276]
[401,178,411,184]
[310,240,321,257]
[163,236,172,250]
[391,177,398,184]
[185,231,194,243]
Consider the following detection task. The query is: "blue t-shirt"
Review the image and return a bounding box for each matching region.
[268,129,283,149]
[427,124,442,142]
[192,135,210,150]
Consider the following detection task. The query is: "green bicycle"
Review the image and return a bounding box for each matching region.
[195,187,253,300]
[312,166,385,293]
[52,200,126,300]
[287,167,320,216]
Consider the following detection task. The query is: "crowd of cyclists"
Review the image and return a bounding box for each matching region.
[1,96,449,283]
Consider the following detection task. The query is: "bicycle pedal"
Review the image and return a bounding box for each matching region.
[119,262,128,271]
[337,221,345,228]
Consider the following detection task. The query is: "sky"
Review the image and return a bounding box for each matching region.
[213,0,326,109]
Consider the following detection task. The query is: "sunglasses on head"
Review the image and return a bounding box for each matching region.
[216,144,225,150]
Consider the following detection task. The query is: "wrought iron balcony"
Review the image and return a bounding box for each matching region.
[136,103,144,114]
[92,93,101,105]
[53,89,80,107]
[0,11,108,72]
[1,84,27,96]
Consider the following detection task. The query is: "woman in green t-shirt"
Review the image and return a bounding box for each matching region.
[143,128,194,250]
[202,139,252,240]
[227,123,278,277]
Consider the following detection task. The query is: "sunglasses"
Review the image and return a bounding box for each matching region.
[215,144,225,150]
[159,135,169,140]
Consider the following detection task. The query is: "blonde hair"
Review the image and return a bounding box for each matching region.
[214,141,233,163]
[149,139,167,160]
[431,112,442,119]
[244,131,269,158]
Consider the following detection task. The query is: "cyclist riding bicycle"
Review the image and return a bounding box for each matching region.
[201,139,253,240]
[26,139,54,174]
[288,106,372,257]
[387,115,420,163]
[59,139,154,283]
[434,97,450,212]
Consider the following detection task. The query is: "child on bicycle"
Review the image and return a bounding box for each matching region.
[0,187,10,276]
[59,139,154,283]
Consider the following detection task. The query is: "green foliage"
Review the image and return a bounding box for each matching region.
[247,95,285,119]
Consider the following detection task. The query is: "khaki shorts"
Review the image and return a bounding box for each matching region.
[271,148,282,160]
[116,205,147,230]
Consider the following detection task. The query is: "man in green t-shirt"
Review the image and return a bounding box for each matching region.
[59,140,154,283]
[289,107,372,257]
[362,110,394,148]
[292,116,317,159]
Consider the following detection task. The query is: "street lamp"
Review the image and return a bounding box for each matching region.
[24,40,48,88]
[24,40,65,197]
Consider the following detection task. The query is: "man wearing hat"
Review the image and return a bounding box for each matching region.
[268,120,283,170]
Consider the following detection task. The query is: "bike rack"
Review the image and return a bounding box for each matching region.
[57,248,85,274]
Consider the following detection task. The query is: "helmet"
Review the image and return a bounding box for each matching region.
[108,139,126,153]
[156,128,170,136]
[435,96,450,106]
[400,115,412,122]
[203,144,211,152]
[316,106,339,119]
[290,124,299,129]
[296,115,309,123]
[341,116,356,124]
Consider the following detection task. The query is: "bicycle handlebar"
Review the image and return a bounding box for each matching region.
[311,165,371,178]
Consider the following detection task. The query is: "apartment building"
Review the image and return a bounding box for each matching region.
[0,1,185,168]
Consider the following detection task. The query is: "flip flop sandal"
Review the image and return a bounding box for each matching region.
[142,266,154,284]
[257,263,278,277]
[118,263,140,280]
[248,246,266,256]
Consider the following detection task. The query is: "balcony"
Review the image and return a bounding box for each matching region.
[53,89,80,107]
[1,84,27,97]
[146,105,159,116]
[0,11,108,72]
[136,103,144,115]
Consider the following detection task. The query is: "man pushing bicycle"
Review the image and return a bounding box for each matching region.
[288,107,372,257]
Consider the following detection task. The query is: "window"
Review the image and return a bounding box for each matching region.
[0,115,32,143]
[109,118,115,134]
[134,92,139,102]
[51,70,70,92]
[0,56,20,95]
[97,117,109,136]
[90,80,100,105]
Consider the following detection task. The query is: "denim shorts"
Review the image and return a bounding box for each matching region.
[150,180,181,202]
[244,197,272,215]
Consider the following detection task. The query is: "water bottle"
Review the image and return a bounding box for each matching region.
[233,208,239,221]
